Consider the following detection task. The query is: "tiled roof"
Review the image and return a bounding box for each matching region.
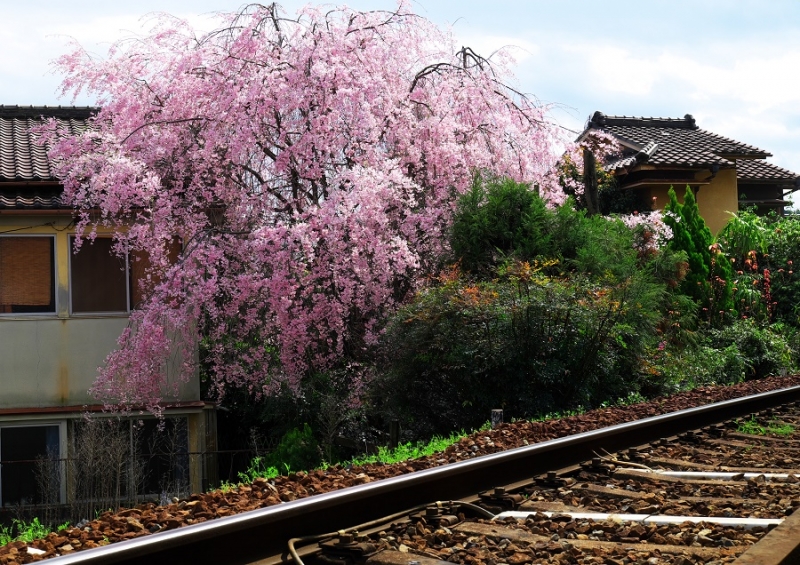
[0,105,95,209]
[0,105,93,182]
[585,111,771,171]
[0,191,64,210]
[736,159,800,184]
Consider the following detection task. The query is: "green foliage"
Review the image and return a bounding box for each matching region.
[709,319,794,379]
[376,270,653,436]
[450,175,550,274]
[718,211,769,264]
[210,365,368,481]
[250,424,320,476]
[376,179,686,437]
[650,317,795,388]
[649,341,747,391]
[237,457,281,484]
[374,178,710,437]
[0,518,57,547]
[737,416,794,436]
[664,186,734,322]
[236,429,467,482]
[449,175,669,283]
[762,216,800,324]
[347,432,467,466]
[718,211,775,322]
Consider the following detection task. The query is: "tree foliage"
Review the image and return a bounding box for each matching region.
[46,3,566,410]
[376,179,685,436]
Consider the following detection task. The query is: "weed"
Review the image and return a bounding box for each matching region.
[347,431,467,466]
[218,482,238,494]
[0,518,59,547]
[237,456,280,483]
[737,417,794,437]
[532,406,587,422]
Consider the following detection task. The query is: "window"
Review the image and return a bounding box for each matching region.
[0,424,64,506]
[0,236,56,314]
[70,237,129,313]
[70,236,182,313]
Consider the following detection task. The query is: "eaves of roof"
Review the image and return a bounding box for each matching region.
[736,159,800,185]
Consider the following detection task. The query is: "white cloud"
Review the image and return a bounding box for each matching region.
[561,40,800,112]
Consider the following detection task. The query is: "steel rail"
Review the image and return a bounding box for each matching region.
[47,385,800,565]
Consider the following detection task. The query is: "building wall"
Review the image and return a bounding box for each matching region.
[641,168,738,234]
[0,214,200,409]
[694,168,738,234]
[0,213,211,503]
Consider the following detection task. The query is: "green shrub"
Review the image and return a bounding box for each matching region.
[763,216,800,324]
[717,211,776,322]
[709,319,794,379]
[375,261,669,437]
[450,175,551,274]
[374,177,695,438]
[650,343,747,390]
[254,424,320,474]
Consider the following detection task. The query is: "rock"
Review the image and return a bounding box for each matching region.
[126,518,145,532]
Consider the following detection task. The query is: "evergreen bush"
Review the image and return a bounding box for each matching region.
[664,186,734,323]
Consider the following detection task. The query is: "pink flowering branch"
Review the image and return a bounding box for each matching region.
[46,1,567,410]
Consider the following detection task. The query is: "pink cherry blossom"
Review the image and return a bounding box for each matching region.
[46,2,566,411]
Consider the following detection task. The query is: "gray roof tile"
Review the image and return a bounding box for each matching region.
[586,112,772,171]
[0,106,95,209]
[0,106,93,182]
[736,159,799,183]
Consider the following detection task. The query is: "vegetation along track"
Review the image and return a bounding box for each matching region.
[26,384,800,565]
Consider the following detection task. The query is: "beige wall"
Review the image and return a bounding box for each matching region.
[0,214,199,409]
[695,168,738,235]
[642,168,738,235]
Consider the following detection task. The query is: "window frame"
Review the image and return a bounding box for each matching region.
[0,421,67,506]
[68,235,131,316]
[0,234,58,317]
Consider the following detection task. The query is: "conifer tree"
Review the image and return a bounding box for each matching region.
[664,186,734,323]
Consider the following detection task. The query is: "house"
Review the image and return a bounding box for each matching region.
[0,105,217,508]
[580,112,800,233]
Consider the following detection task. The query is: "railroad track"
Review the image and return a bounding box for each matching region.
[43,385,800,565]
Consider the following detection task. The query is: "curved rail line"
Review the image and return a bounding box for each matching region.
[46,385,800,565]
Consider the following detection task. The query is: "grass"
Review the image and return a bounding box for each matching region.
[236,456,282,484]
[229,430,470,487]
[0,518,68,546]
[737,417,795,437]
[346,431,468,467]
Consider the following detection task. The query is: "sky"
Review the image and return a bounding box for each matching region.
[2,0,800,199]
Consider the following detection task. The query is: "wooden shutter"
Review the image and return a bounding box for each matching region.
[70,237,128,313]
[0,237,53,307]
